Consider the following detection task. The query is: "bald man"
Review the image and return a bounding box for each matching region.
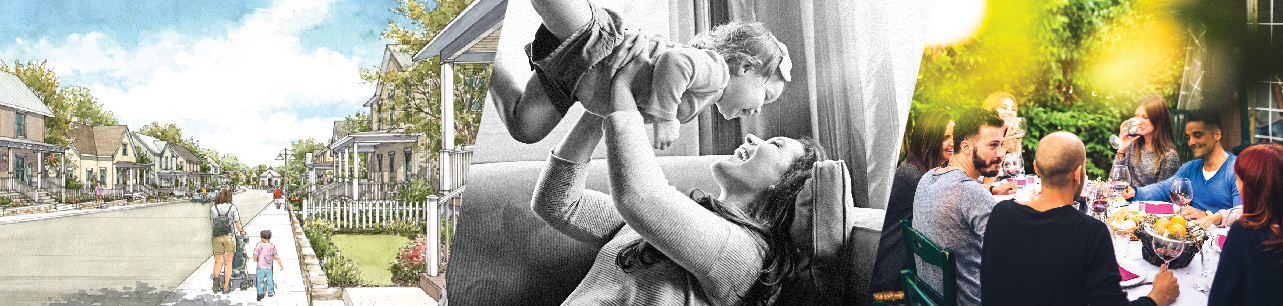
[980,132,1179,306]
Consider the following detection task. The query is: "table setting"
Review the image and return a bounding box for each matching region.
[1086,177,1228,306]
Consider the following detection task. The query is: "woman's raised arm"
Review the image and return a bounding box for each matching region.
[599,63,763,295]
[531,114,626,246]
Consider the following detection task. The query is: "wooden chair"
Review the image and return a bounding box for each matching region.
[899,221,956,306]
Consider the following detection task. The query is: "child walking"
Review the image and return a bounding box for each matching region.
[490,0,793,149]
[254,229,283,301]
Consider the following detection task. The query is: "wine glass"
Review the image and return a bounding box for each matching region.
[1090,188,1109,221]
[1109,165,1131,198]
[1170,178,1194,213]
[1150,227,1188,269]
[1012,117,1027,138]
[1003,154,1024,178]
[1109,118,1143,149]
[1125,117,1142,136]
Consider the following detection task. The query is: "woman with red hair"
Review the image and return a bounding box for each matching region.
[1208,143,1283,305]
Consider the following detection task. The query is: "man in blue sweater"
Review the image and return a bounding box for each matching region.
[1123,111,1241,228]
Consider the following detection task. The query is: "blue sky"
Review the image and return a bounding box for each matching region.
[0,0,420,166]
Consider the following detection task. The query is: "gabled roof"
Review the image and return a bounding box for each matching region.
[67,125,129,157]
[0,71,55,117]
[414,0,505,63]
[332,120,350,143]
[169,143,201,163]
[259,170,280,178]
[134,134,163,155]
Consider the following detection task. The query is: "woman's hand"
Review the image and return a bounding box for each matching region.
[1117,120,1138,151]
[581,55,653,116]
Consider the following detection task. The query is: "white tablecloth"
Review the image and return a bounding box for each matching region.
[1113,203,1228,306]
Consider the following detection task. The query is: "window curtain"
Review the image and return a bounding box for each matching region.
[723,0,931,209]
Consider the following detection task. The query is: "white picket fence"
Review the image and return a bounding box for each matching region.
[307,198,429,230]
[302,189,463,276]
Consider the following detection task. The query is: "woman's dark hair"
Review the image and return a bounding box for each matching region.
[615,137,828,305]
[1234,143,1283,254]
[214,189,233,204]
[904,110,953,171]
[1134,95,1177,175]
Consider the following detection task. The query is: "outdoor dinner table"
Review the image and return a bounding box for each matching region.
[1111,201,1229,306]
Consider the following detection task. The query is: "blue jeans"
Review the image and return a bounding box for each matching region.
[256,267,274,295]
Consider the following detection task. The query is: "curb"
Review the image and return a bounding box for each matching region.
[291,211,343,304]
[0,190,249,226]
[0,199,187,225]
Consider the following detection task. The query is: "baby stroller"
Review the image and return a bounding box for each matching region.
[213,234,256,291]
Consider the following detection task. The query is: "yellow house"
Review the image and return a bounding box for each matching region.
[64,125,148,190]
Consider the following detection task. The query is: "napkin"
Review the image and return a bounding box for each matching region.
[1218,234,1227,249]
[1119,265,1138,281]
[1140,202,1175,215]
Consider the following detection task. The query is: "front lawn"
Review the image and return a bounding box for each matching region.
[331,234,412,286]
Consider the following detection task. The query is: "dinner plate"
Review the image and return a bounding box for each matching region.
[1118,261,1144,287]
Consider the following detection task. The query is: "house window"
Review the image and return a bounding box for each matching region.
[122,145,128,156]
[388,152,396,179]
[87,169,93,183]
[404,152,412,178]
[99,167,106,185]
[15,112,25,138]
[376,154,384,173]
[1250,0,1283,144]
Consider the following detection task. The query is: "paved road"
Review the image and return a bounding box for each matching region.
[0,189,275,306]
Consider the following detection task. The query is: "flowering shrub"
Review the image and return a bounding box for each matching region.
[389,238,427,285]
[323,254,364,287]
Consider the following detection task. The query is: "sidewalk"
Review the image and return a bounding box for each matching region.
[160,206,308,305]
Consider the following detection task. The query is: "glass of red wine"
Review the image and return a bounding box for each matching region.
[1170,178,1193,213]
[1091,188,1110,221]
[1109,165,1130,199]
[1150,227,1188,269]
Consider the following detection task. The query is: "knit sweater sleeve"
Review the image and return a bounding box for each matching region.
[601,111,764,299]
[530,152,626,247]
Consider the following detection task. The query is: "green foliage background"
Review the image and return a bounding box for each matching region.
[911,0,1188,178]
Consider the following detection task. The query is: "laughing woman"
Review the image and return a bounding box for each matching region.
[870,109,953,294]
[530,63,826,304]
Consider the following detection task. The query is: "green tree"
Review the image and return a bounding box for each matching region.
[358,0,489,176]
[911,0,1187,178]
[1,61,118,146]
[341,111,372,134]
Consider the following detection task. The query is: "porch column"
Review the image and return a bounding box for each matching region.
[8,148,13,190]
[426,194,440,276]
[60,153,65,203]
[351,144,358,197]
[440,61,455,192]
[36,151,43,189]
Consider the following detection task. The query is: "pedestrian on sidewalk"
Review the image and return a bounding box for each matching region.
[254,229,283,301]
[273,188,282,209]
[211,189,246,293]
[94,184,104,209]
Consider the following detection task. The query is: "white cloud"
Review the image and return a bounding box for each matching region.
[2,0,373,166]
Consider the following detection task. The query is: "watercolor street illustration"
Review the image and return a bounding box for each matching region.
[0,0,491,305]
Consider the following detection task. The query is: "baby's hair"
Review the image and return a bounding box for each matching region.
[261,230,272,240]
[692,22,788,77]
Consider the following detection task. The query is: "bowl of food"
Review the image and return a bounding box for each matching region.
[1133,214,1207,269]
